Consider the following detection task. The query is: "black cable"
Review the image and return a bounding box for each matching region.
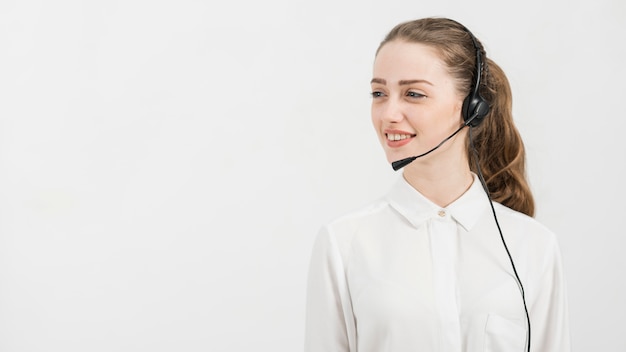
[468,127,531,352]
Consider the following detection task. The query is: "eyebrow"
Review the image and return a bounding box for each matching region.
[370,78,433,86]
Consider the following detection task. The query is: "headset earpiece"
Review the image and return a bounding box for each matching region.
[462,94,490,127]
[461,28,490,127]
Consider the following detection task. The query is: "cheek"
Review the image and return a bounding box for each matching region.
[450,99,464,122]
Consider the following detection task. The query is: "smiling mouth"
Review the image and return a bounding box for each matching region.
[386,133,416,141]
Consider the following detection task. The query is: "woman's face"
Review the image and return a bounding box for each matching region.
[371,40,465,165]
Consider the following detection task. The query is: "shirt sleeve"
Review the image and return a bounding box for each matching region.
[529,234,571,352]
[304,226,356,352]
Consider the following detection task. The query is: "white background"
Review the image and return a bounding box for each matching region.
[0,0,624,351]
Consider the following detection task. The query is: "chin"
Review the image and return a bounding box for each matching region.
[385,153,407,164]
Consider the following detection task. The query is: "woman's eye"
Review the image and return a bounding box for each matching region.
[407,91,425,98]
[370,91,385,98]
[406,91,425,98]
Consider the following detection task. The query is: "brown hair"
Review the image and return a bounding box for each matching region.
[378,17,535,216]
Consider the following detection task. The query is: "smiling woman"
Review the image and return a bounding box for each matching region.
[305,17,570,352]
[370,41,465,174]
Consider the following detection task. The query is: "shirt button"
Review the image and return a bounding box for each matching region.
[438,210,446,217]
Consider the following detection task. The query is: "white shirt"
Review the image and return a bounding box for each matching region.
[305,175,570,352]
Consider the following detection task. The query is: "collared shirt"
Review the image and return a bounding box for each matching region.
[305,175,570,352]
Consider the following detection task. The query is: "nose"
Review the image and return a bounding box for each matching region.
[380,98,404,123]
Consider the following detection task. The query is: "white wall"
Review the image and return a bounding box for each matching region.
[0,0,624,350]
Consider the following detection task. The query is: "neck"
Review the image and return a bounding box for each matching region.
[401,149,473,208]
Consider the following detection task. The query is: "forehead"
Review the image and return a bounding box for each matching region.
[373,40,450,84]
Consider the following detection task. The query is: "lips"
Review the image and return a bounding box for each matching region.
[385,130,416,147]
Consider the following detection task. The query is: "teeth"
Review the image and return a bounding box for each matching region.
[387,133,412,141]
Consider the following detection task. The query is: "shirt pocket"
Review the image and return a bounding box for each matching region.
[484,313,526,352]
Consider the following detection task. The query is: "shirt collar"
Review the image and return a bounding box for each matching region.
[386,173,489,231]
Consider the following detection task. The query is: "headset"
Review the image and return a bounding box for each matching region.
[390,25,492,170]
[390,20,532,352]
[461,26,491,128]
[388,20,532,351]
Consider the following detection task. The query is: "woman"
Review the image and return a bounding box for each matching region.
[305,18,570,352]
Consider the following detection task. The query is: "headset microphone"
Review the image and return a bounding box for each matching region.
[390,109,481,171]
